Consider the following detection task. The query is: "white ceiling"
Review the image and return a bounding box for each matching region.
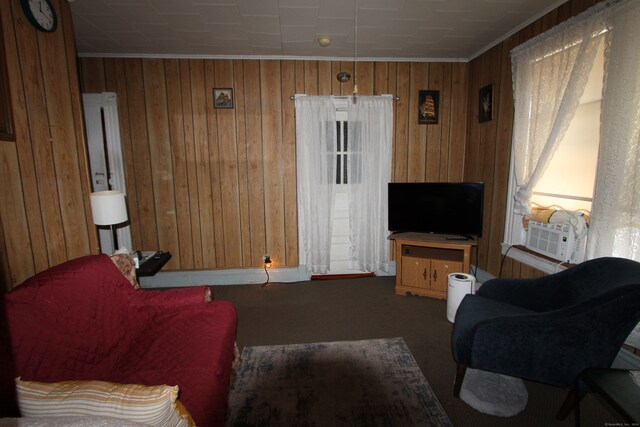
[70,0,567,61]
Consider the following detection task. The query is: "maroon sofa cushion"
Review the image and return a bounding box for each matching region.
[5,254,237,426]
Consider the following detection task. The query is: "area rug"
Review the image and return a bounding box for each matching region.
[459,368,528,417]
[225,337,452,426]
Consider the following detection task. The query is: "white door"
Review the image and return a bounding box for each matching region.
[83,93,132,253]
[325,111,366,275]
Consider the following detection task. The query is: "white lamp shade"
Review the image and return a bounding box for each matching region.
[90,191,128,226]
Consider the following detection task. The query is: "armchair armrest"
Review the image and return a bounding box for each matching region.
[131,286,213,308]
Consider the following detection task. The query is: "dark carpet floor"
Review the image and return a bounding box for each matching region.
[213,276,622,427]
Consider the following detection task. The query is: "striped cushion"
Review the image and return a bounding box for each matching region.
[15,379,195,427]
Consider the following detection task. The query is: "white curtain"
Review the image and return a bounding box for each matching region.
[295,97,336,274]
[510,4,608,214]
[347,96,393,274]
[587,0,640,263]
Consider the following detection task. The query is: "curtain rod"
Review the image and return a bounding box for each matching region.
[290,94,400,101]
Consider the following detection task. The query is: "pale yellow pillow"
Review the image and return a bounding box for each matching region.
[15,379,195,427]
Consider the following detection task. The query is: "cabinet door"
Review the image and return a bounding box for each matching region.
[401,257,431,289]
[430,260,463,293]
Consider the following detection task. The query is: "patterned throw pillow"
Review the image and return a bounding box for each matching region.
[110,254,140,289]
[15,379,195,427]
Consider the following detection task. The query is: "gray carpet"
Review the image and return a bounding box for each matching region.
[225,337,452,426]
[213,277,621,426]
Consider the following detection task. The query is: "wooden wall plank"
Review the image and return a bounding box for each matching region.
[214,59,242,267]
[448,63,468,182]
[15,4,69,266]
[164,59,194,269]
[438,63,452,181]
[114,59,142,251]
[125,59,158,250]
[142,59,179,268]
[244,60,267,266]
[356,62,374,96]
[233,60,252,266]
[204,61,225,267]
[180,59,203,268]
[280,60,298,266]
[3,3,51,273]
[373,62,388,95]
[304,60,318,96]
[62,2,97,256]
[425,63,443,181]
[407,63,428,181]
[0,143,34,284]
[261,60,285,267]
[393,63,410,182]
[0,0,96,287]
[79,57,105,93]
[317,61,331,96]
[190,59,216,268]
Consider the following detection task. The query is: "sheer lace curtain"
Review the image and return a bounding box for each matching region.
[295,96,336,274]
[347,96,393,274]
[510,4,608,215]
[587,0,640,263]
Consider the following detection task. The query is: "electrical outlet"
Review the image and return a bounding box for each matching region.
[262,255,272,267]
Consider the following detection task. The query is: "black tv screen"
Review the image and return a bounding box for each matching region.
[388,182,484,237]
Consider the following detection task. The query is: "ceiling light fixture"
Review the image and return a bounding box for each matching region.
[318,36,331,47]
[337,71,351,82]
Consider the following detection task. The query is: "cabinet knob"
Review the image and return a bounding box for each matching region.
[433,270,438,281]
[423,268,427,280]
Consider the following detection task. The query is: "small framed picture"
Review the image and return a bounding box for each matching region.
[418,90,439,125]
[479,84,493,123]
[213,88,234,109]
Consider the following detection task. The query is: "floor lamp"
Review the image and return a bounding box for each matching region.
[90,190,128,254]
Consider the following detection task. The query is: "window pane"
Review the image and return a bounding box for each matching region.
[344,154,348,184]
[344,123,348,151]
[531,42,604,213]
[336,155,342,184]
[531,101,600,211]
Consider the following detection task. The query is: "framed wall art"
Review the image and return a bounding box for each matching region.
[418,90,439,125]
[213,88,234,109]
[479,84,493,123]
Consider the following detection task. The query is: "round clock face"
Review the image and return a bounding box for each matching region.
[21,0,57,32]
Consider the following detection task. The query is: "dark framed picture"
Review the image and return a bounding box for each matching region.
[479,84,493,123]
[213,88,234,109]
[418,90,439,125]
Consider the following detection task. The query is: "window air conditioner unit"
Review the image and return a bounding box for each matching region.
[525,220,585,264]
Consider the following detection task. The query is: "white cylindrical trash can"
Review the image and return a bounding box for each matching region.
[447,273,476,323]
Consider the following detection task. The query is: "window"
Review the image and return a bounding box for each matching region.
[503,13,608,273]
[336,118,348,184]
[529,41,604,213]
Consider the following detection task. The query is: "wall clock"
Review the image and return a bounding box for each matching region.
[20,0,57,33]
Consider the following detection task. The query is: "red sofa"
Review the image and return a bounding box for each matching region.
[3,254,238,426]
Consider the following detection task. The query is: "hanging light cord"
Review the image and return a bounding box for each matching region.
[353,0,358,96]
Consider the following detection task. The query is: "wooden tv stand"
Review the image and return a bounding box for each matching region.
[389,233,476,299]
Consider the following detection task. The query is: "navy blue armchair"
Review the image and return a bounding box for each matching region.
[451,257,640,416]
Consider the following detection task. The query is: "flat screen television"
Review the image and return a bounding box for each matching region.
[388,182,484,238]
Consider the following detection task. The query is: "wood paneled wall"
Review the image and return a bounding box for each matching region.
[79,58,469,271]
[464,0,602,279]
[0,0,602,289]
[0,0,95,290]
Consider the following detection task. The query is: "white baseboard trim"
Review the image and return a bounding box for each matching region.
[139,265,310,288]
[140,262,397,288]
